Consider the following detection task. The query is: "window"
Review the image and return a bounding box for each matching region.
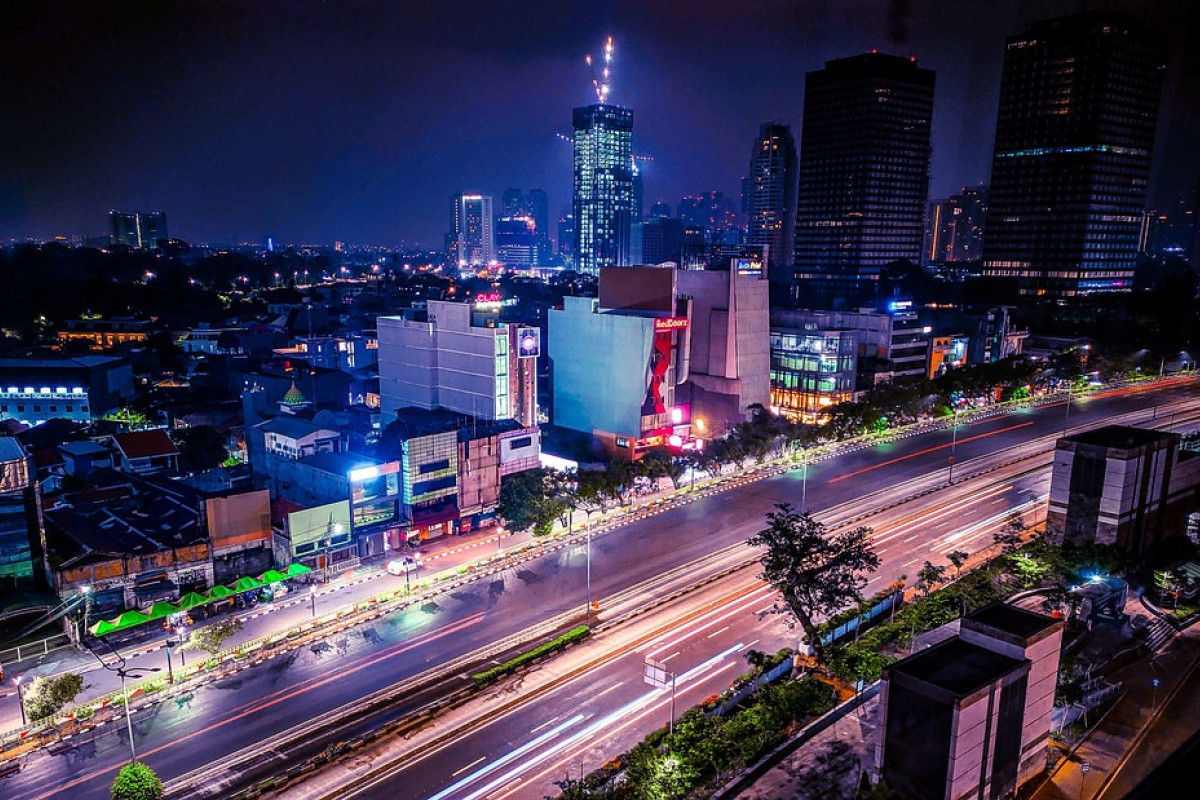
[508,436,533,450]
[419,458,451,474]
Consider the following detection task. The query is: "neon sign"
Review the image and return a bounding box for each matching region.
[654,317,689,332]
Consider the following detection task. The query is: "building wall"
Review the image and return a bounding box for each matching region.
[401,430,458,507]
[377,314,440,413]
[549,296,658,441]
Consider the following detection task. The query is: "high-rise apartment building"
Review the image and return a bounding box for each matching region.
[573,103,635,274]
[746,123,798,284]
[527,188,550,258]
[982,11,1166,297]
[448,193,496,268]
[793,53,935,308]
[109,210,168,250]
[924,186,987,266]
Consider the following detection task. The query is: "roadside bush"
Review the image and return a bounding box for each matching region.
[23,673,85,722]
[472,626,590,686]
[110,761,163,800]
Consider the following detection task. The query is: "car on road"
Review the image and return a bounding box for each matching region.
[387,557,420,576]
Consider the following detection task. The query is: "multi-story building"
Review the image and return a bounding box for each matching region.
[549,264,768,457]
[495,216,539,266]
[982,11,1166,297]
[110,210,168,250]
[768,327,858,424]
[259,417,345,460]
[0,356,135,426]
[876,604,1063,800]
[746,123,798,284]
[527,188,551,259]
[573,103,635,274]
[793,53,935,309]
[924,186,987,267]
[0,437,43,588]
[640,217,684,265]
[58,317,151,350]
[449,193,496,269]
[377,299,538,427]
[1046,425,1200,559]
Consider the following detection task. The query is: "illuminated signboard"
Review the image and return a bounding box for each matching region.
[473,292,503,308]
[517,327,541,359]
[653,317,689,332]
[734,257,763,277]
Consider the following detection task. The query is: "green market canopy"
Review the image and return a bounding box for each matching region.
[87,564,312,636]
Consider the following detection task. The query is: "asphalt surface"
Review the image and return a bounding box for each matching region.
[0,381,1196,800]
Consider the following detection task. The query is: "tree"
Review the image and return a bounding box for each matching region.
[946,550,969,579]
[110,761,163,800]
[748,504,879,663]
[174,425,227,471]
[23,673,84,721]
[497,468,568,536]
[993,515,1024,554]
[915,561,947,596]
[185,618,244,656]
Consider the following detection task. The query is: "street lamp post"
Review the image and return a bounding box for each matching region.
[14,676,26,727]
[584,509,602,627]
[948,411,960,485]
[1079,761,1090,800]
[117,666,159,764]
[309,585,317,618]
[800,447,810,511]
[164,639,175,684]
[1064,382,1073,431]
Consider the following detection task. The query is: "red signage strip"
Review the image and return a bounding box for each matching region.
[654,317,689,331]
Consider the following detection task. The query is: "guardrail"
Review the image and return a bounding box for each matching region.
[0,634,71,666]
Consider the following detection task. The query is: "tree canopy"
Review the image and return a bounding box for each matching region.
[748,504,879,663]
[110,762,163,800]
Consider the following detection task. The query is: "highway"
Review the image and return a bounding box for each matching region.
[0,380,1195,800]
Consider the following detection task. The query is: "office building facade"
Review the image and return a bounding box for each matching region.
[377,300,538,427]
[924,186,987,266]
[746,123,798,284]
[572,104,635,274]
[981,11,1166,297]
[110,210,168,250]
[793,53,935,308]
[449,193,496,268]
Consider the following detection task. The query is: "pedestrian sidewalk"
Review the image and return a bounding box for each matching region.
[1029,626,1200,800]
[0,523,538,736]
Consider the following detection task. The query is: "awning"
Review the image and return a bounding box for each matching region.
[231,576,262,593]
[178,591,209,609]
[147,600,180,620]
[284,563,312,578]
[259,569,289,584]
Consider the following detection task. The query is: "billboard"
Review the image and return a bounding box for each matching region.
[287,500,351,551]
[734,257,763,277]
[653,317,688,332]
[517,327,541,359]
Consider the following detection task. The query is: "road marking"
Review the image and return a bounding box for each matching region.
[661,651,681,663]
[707,625,730,639]
[452,756,487,777]
[740,639,760,652]
[595,681,624,699]
[529,714,562,734]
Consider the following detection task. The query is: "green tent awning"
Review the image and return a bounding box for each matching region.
[90,619,119,636]
[284,563,312,577]
[259,569,289,584]
[178,591,209,609]
[208,585,234,599]
[147,601,179,620]
[231,576,262,593]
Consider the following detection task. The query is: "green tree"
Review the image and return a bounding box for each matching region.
[184,618,244,656]
[946,550,969,579]
[497,468,568,536]
[173,425,228,471]
[915,561,947,596]
[748,504,879,663]
[23,673,85,721]
[110,761,163,800]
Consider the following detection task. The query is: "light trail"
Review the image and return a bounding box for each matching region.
[827,421,1036,484]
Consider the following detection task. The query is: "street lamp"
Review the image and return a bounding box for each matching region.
[584,508,603,627]
[14,676,26,727]
[309,585,317,618]
[1079,761,1090,800]
[117,666,160,763]
[948,410,960,485]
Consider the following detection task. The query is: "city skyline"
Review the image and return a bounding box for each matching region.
[2,1,1196,250]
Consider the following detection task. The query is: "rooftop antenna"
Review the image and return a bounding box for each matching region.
[584,36,614,103]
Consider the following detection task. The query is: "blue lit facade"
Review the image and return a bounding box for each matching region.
[982,11,1165,297]
[572,104,634,274]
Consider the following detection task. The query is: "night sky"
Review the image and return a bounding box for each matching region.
[2,0,1197,248]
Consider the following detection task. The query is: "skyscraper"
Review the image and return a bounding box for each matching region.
[572,103,635,274]
[746,123,798,284]
[924,186,988,266]
[527,188,550,260]
[793,53,935,308]
[448,192,496,268]
[109,210,168,250]
[982,11,1165,298]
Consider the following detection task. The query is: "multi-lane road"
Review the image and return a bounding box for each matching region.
[1,380,1196,800]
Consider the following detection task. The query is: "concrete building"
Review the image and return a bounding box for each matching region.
[449,193,496,268]
[549,263,768,458]
[58,317,151,350]
[982,12,1165,297]
[876,603,1063,800]
[109,210,168,250]
[793,53,935,308]
[0,356,135,427]
[768,326,858,423]
[573,103,635,273]
[0,437,43,588]
[111,430,180,474]
[377,299,538,427]
[259,417,345,460]
[1046,426,1200,559]
[746,122,797,285]
[924,186,987,267]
